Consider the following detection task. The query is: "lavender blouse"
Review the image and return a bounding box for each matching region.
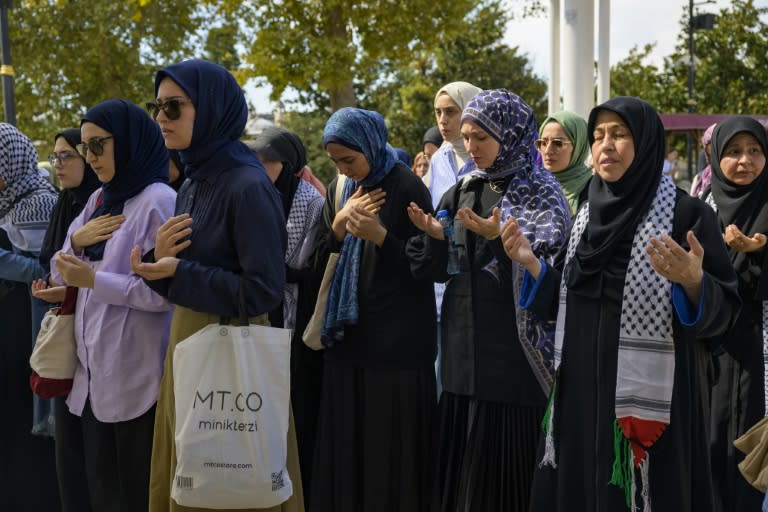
[51,183,176,422]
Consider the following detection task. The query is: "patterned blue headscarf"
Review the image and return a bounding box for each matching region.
[463,89,570,390]
[320,107,397,347]
[81,99,169,260]
[461,88,538,178]
[154,59,263,182]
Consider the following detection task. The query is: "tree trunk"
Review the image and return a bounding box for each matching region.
[329,79,356,112]
[325,4,356,112]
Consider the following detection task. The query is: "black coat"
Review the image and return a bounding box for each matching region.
[708,240,767,511]
[527,191,740,512]
[315,164,437,369]
[409,176,547,405]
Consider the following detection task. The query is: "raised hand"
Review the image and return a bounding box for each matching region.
[723,224,767,253]
[406,202,443,239]
[31,279,66,303]
[154,214,193,260]
[130,245,179,281]
[647,231,704,304]
[332,187,386,241]
[346,207,387,246]
[457,207,502,241]
[500,217,541,278]
[71,214,125,252]
[55,253,95,288]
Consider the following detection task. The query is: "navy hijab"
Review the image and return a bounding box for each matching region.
[81,99,169,260]
[154,59,262,181]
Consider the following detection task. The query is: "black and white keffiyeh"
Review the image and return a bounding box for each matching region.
[283,179,324,330]
[0,123,57,243]
[544,174,677,512]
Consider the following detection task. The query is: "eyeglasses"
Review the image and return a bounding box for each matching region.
[76,136,114,158]
[534,138,573,151]
[47,150,80,167]
[145,98,192,120]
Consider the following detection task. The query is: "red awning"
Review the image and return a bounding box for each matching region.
[659,113,768,131]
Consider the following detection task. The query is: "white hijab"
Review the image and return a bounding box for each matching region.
[434,81,482,167]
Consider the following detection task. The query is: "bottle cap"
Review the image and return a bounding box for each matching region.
[436,209,448,218]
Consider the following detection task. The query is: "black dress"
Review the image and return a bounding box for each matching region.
[708,249,766,512]
[309,164,437,512]
[526,192,740,512]
[0,230,61,511]
[411,177,548,512]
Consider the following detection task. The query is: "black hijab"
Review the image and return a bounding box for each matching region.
[38,128,101,271]
[710,115,768,284]
[568,96,665,287]
[250,126,307,219]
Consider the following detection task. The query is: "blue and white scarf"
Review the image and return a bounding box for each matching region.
[462,89,570,391]
[320,108,398,347]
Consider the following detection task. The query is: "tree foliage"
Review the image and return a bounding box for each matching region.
[669,0,768,114]
[232,0,479,111]
[611,0,768,115]
[6,0,217,150]
[360,1,547,158]
[280,109,338,186]
[7,0,545,179]
[280,1,547,184]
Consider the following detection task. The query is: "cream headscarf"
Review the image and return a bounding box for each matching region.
[434,81,482,167]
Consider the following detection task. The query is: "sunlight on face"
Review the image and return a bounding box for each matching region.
[591,110,635,182]
[539,121,575,174]
[434,94,462,142]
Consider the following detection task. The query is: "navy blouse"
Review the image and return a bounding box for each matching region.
[146,165,286,317]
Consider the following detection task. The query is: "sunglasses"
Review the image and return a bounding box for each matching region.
[47,150,80,167]
[76,136,114,158]
[534,138,573,151]
[145,98,192,120]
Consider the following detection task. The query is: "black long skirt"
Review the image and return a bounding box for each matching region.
[309,361,436,512]
[0,277,61,510]
[431,392,543,512]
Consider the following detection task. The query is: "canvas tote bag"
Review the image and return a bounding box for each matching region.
[29,286,78,398]
[302,174,346,350]
[171,282,293,509]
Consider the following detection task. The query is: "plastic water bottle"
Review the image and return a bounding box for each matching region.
[436,209,460,275]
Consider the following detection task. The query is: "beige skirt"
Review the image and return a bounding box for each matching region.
[148,306,305,512]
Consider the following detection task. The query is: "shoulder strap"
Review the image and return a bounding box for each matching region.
[334,174,346,214]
